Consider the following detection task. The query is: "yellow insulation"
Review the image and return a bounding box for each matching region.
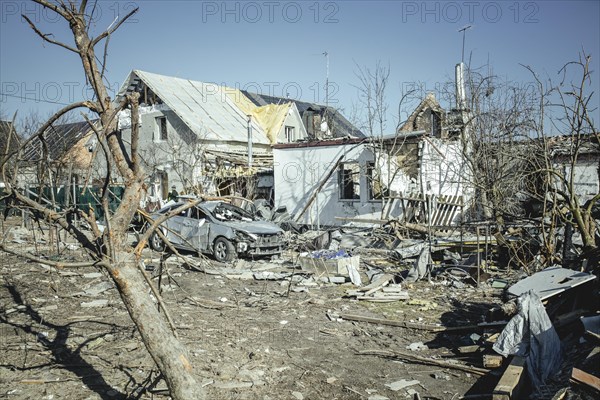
[225,88,291,144]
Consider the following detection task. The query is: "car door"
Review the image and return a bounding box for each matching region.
[164,206,190,248]
[179,206,210,252]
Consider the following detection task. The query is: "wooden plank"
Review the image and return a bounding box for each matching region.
[357,349,490,376]
[339,313,507,333]
[334,217,388,225]
[571,368,600,392]
[294,154,344,223]
[358,273,394,293]
[435,200,448,227]
[493,356,526,400]
[458,345,482,354]
[483,354,504,369]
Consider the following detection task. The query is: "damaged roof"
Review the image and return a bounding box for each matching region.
[117,70,271,146]
[23,120,96,168]
[0,120,20,157]
[241,90,365,139]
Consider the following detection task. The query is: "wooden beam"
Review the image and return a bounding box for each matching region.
[339,313,507,333]
[295,154,344,223]
[357,349,490,376]
[493,356,526,400]
[571,368,600,393]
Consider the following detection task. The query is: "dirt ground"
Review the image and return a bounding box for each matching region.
[1,217,515,400]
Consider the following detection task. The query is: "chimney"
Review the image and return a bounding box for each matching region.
[455,62,466,110]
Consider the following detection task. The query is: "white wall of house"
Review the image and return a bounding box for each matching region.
[560,158,599,205]
[275,104,307,143]
[420,137,470,198]
[274,137,472,227]
[109,104,271,199]
[274,142,383,227]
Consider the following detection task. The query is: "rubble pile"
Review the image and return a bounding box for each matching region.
[1,211,598,399]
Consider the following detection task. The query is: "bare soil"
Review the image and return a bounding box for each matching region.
[0,217,507,400]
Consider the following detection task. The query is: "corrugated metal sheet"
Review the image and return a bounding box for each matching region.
[120,70,270,145]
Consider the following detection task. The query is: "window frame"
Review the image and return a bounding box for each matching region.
[285,125,296,142]
[338,162,361,201]
[155,116,168,141]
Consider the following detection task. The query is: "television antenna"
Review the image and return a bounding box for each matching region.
[458,25,472,64]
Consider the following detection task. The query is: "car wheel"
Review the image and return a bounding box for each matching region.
[213,237,236,262]
[149,230,166,252]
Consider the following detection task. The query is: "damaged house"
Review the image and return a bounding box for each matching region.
[110,70,312,205]
[16,120,101,210]
[273,93,471,228]
[108,70,365,208]
[0,120,20,191]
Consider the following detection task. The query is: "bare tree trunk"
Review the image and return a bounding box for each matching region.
[106,252,202,399]
[5,2,207,398]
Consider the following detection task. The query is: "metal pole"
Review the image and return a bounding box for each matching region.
[247,115,253,168]
[323,51,329,108]
[476,226,481,286]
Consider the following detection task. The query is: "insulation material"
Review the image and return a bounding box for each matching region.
[117,103,169,130]
[493,290,562,389]
[225,88,291,144]
[61,133,94,169]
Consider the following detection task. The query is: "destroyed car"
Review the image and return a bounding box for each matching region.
[147,200,284,262]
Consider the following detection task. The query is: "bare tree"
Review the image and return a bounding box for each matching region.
[457,64,539,227]
[0,1,204,398]
[525,52,599,252]
[353,61,390,137]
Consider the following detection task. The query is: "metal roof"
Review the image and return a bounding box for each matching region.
[0,120,20,156]
[22,120,95,162]
[117,70,270,145]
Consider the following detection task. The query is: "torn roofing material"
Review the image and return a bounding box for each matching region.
[22,120,97,166]
[117,70,271,145]
[241,90,365,139]
[0,120,20,156]
[507,265,596,301]
[225,88,292,144]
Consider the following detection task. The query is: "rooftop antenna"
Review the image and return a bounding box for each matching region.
[323,51,329,108]
[458,25,472,64]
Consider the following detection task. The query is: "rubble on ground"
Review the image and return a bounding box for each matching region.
[1,214,598,400]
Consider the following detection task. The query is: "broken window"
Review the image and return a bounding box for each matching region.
[431,111,442,137]
[339,163,360,200]
[367,162,385,200]
[155,116,167,141]
[285,126,296,142]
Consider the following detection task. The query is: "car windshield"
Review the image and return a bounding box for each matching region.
[212,203,254,222]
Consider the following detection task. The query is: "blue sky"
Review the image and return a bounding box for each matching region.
[1,0,599,133]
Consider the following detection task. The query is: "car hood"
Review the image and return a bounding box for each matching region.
[219,220,283,235]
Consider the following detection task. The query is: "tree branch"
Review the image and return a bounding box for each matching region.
[0,243,106,269]
[22,14,79,54]
[32,0,71,19]
[90,7,139,47]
